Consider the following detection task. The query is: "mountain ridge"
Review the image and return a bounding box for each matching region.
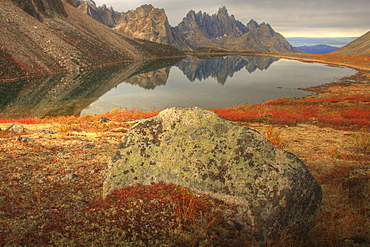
[295,45,338,54]
[168,6,293,52]
[72,0,120,27]
[75,3,293,52]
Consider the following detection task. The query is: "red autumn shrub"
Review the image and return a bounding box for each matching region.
[0,118,42,124]
[341,106,370,119]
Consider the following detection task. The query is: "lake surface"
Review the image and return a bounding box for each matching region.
[0,56,356,118]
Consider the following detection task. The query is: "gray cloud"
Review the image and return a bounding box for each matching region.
[93,0,369,37]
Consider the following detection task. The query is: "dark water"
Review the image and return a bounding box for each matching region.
[0,56,356,118]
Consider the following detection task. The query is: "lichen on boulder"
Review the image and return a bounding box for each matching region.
[103,106,322,244]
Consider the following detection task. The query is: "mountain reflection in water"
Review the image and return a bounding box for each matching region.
[0,58,180,118]
[177,56,277,84]
[0,56,355,118]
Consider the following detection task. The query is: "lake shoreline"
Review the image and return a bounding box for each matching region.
[1,69,369,125]
[2,54,357,119]
[185,51,370,75]
[1,52,369,83]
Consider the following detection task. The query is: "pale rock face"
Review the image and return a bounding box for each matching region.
[103,107,322,244]
[115,5,169,43]
[113,4,192,51]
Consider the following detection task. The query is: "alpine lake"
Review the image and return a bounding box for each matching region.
[0,55,356,118]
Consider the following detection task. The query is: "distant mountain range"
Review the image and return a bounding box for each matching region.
[286,37,358,48]
[294,45,338,54]
[74,2,293,52]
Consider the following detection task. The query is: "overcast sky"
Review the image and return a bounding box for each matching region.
[93,0,369,38]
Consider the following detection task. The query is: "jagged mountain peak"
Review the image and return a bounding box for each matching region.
[182,6,233,25]
[214,6,235,21]
[172,6,293,52]
[86,0,96,6]
[87,0,96,6]
[219,5,227,10]
[98,4,114,12]
[72,0,95,8]
[247,19,259,28]
[136,4,155,11]
[124,4,167,19]
[174,6,247,41]
[216,5,228,15]
[74,3,292,52]
[74,0,120,27]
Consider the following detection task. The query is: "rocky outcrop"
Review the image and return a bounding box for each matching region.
[6,122,24,133]
[73,3,192,50]
[173,6,293,52]
[114,5,192,51]
[10,0,68,21]
[242,20,293,52]
[173,6,246,48]
[0,0,183,81]
[72,0,119,27]
[103,107,322,244]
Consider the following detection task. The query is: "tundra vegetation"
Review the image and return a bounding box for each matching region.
[0,70,369,246]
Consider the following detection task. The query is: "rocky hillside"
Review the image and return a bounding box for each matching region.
[0,0,183,81]
[10,0,68,21]
[330,31,370,56]
[173,6,292,52]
